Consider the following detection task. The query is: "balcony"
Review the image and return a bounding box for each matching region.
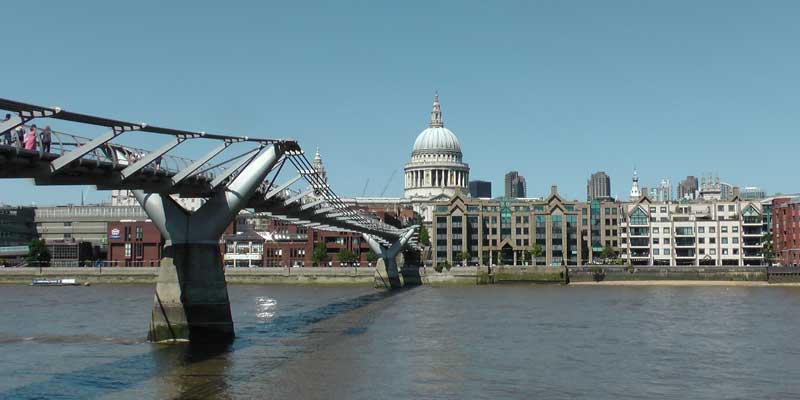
[629,228,649,237]
[743,217,761,226]
[629,250,650,258]
[674,228,695,237]
[675,249,696,258]
[674,238,695,247]
[742,229,762,237]
[629,238,650,248]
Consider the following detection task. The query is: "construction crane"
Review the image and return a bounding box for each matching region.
[361,178,370,197]
[379,169,397,197]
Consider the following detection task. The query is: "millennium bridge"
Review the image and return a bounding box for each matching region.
[0,98,418,343]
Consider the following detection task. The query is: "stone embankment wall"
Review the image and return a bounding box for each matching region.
[2,265,799,285]
[0,267,375,285]
[567,266,769,283]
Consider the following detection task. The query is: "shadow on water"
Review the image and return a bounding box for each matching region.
[0,287,413,400]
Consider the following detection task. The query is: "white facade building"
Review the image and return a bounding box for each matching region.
[620,197,764,266]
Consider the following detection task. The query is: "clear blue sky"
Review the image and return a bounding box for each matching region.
[2,0,798,205]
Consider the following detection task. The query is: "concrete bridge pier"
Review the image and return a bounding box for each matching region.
[135,145,283,343]
[363,228,416,289]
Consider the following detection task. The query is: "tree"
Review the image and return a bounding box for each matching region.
[763,233,775,265]
[312,243,329,266]
[418,225,430,247]
[434,261,451,273]
[530,243,544,264]
[458,251,470,267]
[601,244,617,261]
[365,250,379,264]
[27,239,51,267]
[336,249,359,266]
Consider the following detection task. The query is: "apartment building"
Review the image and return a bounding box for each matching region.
[619,197,763,266]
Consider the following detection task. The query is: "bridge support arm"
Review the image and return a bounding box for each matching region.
[134,143,285,343]
[363,227,417,289]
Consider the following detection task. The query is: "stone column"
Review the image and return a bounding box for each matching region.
[136,145,283,343]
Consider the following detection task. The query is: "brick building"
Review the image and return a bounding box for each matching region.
[773,197,800,266]
[107,220,163,267]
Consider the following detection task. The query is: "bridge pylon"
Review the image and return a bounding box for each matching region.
[135,145,284,343]
[362,227,417,289]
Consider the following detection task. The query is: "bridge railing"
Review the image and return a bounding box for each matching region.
[1,123,234,180]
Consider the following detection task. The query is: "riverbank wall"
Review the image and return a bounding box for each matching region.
[0,267,375,285]
[1,266,799,285]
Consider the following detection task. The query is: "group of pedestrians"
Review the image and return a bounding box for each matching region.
[1,114,52,152]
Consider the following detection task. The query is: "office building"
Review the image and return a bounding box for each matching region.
[431,187,620,267]
[469,180,492,198]
[677,176,698,200]
[587,171,612,201]
[504,171,527,198]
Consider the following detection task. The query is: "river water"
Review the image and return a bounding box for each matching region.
[1,284,799,399]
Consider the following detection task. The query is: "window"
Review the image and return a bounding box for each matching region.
[653,249,660,255]
[605,208,611,215]
[729,205,735,212]
[710,227,716,233]
[612,208,617,215]
[664,238,670,244]
[653,227,659,234]
[722,238,728,244]
[135,226,143,240]
[630,208,648,225]
[722,249,729,255]
[710,248,716,255]
[664,249,671,255]
[660,207,667,213]
[733,248,739,255]
[721,226,728,233]
[718,205,724,212]
[124,243,132,257]
[732,237,739,244]
[653,238,660,244]
[698,238,705,244]
[732,226,739,233]
[710,238,716,244]
[649,207,656,214]
[698,227,705,233]
[699,248,705,255]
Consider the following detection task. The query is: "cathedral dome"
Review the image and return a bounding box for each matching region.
[411,93,462,155]
[412,126,461,154]
[404,93,470,200]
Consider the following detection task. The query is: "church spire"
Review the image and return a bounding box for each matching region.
[429,92,443,128]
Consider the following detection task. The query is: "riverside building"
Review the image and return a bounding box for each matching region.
[430,186,621,267]
[619,197,764,266]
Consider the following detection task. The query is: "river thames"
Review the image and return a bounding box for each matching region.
[1,284,799,399]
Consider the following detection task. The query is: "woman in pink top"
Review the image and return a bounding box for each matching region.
[24,125,37,151]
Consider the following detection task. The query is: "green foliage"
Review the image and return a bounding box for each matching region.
[27,239,51,266]
[418,225,430,247]
[590,266,605,282]
[434,261,451,272]
[336,249,359,265]
[601,244,617,260]
[530,243,544,258]
[365,250,379,263]
[311,243,329,266]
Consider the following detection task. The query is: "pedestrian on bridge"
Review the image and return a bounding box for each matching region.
[2,115,10,146]
[15,127,24,147]
[24,125,37,151]
[40,125,52,153]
